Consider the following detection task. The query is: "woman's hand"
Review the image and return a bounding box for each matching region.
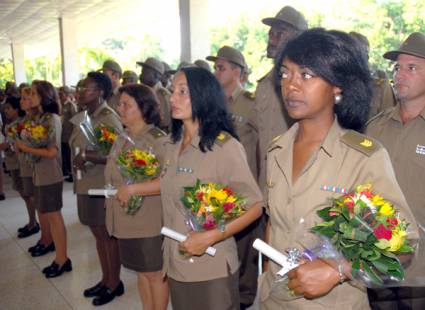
[15,140,28,153]
[115,185,134,208]
[179,230,217,256]
[287,259,340,299]
[73,152,86,170]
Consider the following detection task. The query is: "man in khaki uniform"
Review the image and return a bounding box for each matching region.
[255,6,308,195]
[366,32,425,310]
[121,70,138,85]
[207,45,259,309]
[137,57,171,131]
[100,60,122,112]
[349,31,396,119]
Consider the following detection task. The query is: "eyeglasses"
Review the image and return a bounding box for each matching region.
[76,86,98,93]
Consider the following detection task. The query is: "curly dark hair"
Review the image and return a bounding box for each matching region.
[32,80,60,114]
[118,84,161,127]
[87,71,112,100]
[4,96,25,117]
[274,28,372,131]
[171,67,238,152]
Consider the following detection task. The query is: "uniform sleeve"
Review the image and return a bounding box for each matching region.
[358,147,419,239]
[217,139,263,209]
[48,115,62,149]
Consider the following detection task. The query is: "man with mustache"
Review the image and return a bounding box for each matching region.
[367,32,425,310]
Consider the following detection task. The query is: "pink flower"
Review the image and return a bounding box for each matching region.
[223,202,235,212]
[329,211,339,217]
[373,224,392,240]
[203,217,216,230]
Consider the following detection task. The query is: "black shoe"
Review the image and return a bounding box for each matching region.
[84,282,106,298]
[0,194,5,201]
[44,259,72,278]
[18,223,40,238]
[28,241,42,253]
[31,242,55,257]
[92,281,124,306]
[65,175,73,182]
[18,224,29,233]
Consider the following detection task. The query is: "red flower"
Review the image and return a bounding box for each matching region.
[373,224,392,240]
[196,192,204,201]
[329,211,339,217]
[387,218,398,226]
[361,190,373,199]
[203,217,216,230]
[345,200,355,213]
[135,159,146,166]
[223,202,235,212]
[223,187,234,196]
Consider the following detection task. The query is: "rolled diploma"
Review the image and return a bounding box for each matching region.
[161,226,216,257]
[74,147,82,180]
[253,238,299,276]
[88,188,118,198]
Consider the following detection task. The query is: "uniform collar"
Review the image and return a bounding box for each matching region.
[152,82,162,92]
[389,103,425,122]
[126,123,154,140]
[229,84,244,103]
[92,101,109,118]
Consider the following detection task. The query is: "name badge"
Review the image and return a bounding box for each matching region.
[416,144,425,155]
[177,167,193,174]
[320,185,347,194]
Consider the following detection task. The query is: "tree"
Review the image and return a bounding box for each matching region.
[0,58,14,89]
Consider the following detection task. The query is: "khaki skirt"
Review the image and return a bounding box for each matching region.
[10,170,23,192]
[34,182,63,213]
[21,176,34,197]
[77,194,106,226]
[169,269,240,310]
[118,235,163,272]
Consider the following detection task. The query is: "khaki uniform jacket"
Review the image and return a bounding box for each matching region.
[33,113,62,186]
[107,88,120,112]
[153,82,171,131]
[255,69,293,196]
[261,119,417,310]
[4,119,20,170]
[18,115,36,178]
[366,105,425,224]
[160,132,263,282]
[61,100,78,143]
[69,103,123,194]
[369,70,396,119]
[228,84,258,179]
[104,125,167,238]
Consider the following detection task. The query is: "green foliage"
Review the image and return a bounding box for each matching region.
[0,58,14,88]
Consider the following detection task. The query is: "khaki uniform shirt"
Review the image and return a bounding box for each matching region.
[153,82,171,131]
[255,69,293,195]
[61,100,78,143]
[366,105,425,224]
[369,70,396,119]
[33,113,62,186]
[69,103,123,194]
[105,125,167,238]
[261,119,417,310]
[17,115,35,178]
[107,88,120,112]
[4,119,20,170]
[228,84,258,179]
[160,132,263,282]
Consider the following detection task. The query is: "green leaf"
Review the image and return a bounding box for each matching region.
[362,261,384,286]
[374,239,390,250]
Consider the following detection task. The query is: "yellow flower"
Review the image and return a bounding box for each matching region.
[32,125,46,139]
[372,195,385,206]
[389,229,407,252]
[379,203,394,216]
[210,189,228,203]
[227,195,237,203]
[356,183,372,192]
[145,167,156,176]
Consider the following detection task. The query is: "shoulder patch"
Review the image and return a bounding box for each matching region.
[214,131,231,146]
[148,127,166,139]
[243,90,255,100]
[340,130,381,157]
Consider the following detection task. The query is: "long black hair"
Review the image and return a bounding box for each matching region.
[274,28,372,131]
[171,67,238,152]
[32,80,60,114]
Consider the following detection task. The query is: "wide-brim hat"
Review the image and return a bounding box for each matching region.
[136,57,164,75]
[262,6,308,31]
[383,32,425,61]
[99,59,122,75]
[122,70,138,81]
[206,45,246,68]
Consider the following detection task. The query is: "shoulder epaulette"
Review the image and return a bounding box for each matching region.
[366,106,394,127]
[214,131,232,146]
[157,87,170,96]
[267,134,282,151]
[148,127,166,139]
[340,130,381,157]
[243,90,255,100]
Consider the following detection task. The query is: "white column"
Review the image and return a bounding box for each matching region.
[179,0,210,62]
[59,17,79,86]
[11,43,26,84]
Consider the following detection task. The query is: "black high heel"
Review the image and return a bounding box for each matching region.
[92,281,124,306]
[44,259,72,278]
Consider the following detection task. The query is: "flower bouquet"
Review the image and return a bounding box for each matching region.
[19,117,53,163]
[5,120,21,154]
[116,146,161,215]
[181,179,247,231]
[303,184,416,287]
[79,111,119,156]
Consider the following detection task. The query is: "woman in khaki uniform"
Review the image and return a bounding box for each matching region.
[107,84,169,310]
[70,72,124,306]
[161,67,263,309]
[260,29,418,310]
[16,80,71,278]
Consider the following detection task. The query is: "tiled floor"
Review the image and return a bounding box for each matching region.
[0,175,260,310]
